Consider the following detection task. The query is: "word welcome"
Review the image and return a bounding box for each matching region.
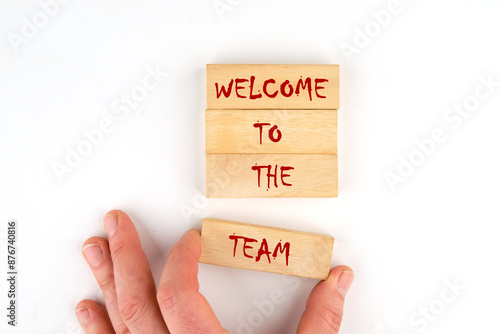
[215,77,328,101]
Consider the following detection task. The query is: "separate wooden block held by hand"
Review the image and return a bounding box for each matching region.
[199,218,335,280]
[206,64,339,109]
[206,109,337,154]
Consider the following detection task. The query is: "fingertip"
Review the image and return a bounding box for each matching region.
[104,209,124,217]
[179,229,201,250]
[75,299,91,312]
[173,229,202,261]
[327,265,354,298]
[74,299,100,325]
[82,236,108,250]
[103,211,124,238]
[326,265,354,281]
[75,300,114,332]
[183,228,201,240]
[81,237,109,268]
[296,265,353,333]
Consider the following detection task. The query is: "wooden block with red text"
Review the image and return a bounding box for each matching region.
[205,64,339,198]
[206,109,337,154]
[206,153,337,198]
[199,218,335,280]
[206,64,339,109]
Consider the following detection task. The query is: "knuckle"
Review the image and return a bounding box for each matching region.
[114,323,132,334]
[157,285,178,314]
[167,244,183,260]
[111,241,129,261]
[318,306,343,332]
[118,295,149,328]
[98,271,115,293]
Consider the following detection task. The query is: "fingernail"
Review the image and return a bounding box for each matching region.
[337,270,354,297]
[75,306,91,325]
[83,243,103,267]
[182,229,198,240]
[104,214,118,237]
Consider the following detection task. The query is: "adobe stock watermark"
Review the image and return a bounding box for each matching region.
[213,0,244,21]
[51,65,168,182]
[7,0,72,53]
[339,0,407,62]
[236,238,331,334]
[398,278,466,334]
[54,320,84,334]
[179,188,210,225]
[179,168,232,225]
[385,74,499,191]
[237,275,303,334]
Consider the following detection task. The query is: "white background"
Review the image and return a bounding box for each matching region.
[1,0,500,333]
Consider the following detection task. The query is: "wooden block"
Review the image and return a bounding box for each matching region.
[206,109,337,154]
[206,154,337,198]
[199,218,335,280]
[206,65,339,109]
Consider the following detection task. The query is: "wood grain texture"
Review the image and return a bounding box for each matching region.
[206,109,337,154]
[199,218,335,280]
[206,64,339,109]
[206,154,338,198]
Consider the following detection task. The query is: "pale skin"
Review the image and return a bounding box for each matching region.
[76,210,354,333]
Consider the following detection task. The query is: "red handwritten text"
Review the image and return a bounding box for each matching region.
[229,234,291,266]
[253,122,282,144]
[252,164,294,188]
[215,76,328,101]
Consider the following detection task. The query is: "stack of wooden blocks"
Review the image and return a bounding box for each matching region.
[206,64,340,198]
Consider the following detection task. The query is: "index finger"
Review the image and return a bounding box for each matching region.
[104,210,169,334]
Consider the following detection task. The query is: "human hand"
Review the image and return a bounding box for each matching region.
[76,210,354,333]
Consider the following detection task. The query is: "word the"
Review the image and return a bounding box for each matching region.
[229,234,291,266]
[253,122,282,144]
[215,77,328,101]
[251,164,294,189]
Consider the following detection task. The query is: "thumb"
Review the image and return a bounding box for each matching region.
[157,229,228,333]
[296,266,354,334]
